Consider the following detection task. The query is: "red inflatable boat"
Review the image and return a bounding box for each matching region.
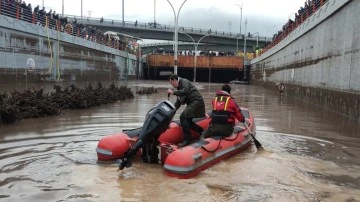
[162,108,255,179]
[96,100,258,178]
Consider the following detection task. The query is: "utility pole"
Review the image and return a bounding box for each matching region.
[122,0,125,25]
[154,0,156,25]
[166,0,188,75]
[81,0,83,20]
[243,18,248,80]
[235,4,242,52]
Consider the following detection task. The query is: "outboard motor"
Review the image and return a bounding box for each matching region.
[118,100,176,170]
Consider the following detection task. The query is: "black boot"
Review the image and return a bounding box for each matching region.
[190,122,204,135]
[179,129,191,147]
[179,138,190,147]
[179,117,192,147]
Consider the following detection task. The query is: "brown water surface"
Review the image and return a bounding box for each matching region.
[1,80,360,202]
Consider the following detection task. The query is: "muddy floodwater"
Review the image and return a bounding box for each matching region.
[1,80,360,202]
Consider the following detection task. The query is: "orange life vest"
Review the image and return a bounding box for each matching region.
[211,95,232,124]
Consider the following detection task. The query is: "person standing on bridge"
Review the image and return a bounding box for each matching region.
[167,74,205,147]
[201,84,245,139]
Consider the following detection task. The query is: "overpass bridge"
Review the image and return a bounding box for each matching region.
[139,41,241,54]
[65,15,270,52]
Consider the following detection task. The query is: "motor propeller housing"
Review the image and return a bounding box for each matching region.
[119,100,176,170]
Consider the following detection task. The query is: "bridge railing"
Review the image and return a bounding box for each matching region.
[0,3,140,55]
[261,0,329,56]
[62,15,270,42]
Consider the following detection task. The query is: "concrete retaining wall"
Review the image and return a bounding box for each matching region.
[250,0,360,120]
[0,14,142,84]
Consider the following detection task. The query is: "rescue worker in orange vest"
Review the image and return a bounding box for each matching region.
[201,84,245,138]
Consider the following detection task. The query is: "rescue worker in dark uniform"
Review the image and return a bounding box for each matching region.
[202,84,245,138]
[167,74,205,147]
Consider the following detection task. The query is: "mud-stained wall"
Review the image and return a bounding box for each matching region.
[0,15,142,84]
[147,55,243,69]
[250,0,360,120]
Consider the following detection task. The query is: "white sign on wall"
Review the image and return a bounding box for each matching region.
[26,58,35,71]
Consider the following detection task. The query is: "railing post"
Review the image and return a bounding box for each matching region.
[313,2,316,13]
[32,13,36,24]
[57,20,60,31]
[306,7,309,19]
[16,4,20,19]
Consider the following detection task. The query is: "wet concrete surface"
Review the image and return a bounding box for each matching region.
[0,80,360,202]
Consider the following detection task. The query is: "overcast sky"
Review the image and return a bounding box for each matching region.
[25,0,306,38]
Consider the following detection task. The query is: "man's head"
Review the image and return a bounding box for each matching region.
[169,74,179,88]
[221,84,231,94]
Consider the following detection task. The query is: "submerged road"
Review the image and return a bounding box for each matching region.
[0,80,359,201]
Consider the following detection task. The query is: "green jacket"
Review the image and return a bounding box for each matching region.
[173,78,205,118]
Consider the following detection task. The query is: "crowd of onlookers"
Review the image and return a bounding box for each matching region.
[0,0,329,59]
[0,0,140,55]
[260,0,328,56]
[152,48,238,57]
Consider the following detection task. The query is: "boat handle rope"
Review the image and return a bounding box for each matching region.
[201,139,222,153]
[201,130,240,153]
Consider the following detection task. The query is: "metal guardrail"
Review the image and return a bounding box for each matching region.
[261,0,328,54]
[62,14,270,42]
[140,41,208,47]
[0,2,139,55]
[0,2,269,47]
[2,1,325,55]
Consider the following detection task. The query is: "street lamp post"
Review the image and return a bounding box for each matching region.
[243,18,248,80]
[122,0,124,25]
[62,0,64,16]
[179,32,213,82]
[196,34,212,83]
[243,18,247,56]
[166,0,188,75]
[81,0,83,20]
[235,4,242,53]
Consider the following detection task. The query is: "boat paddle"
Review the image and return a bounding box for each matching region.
[244,121,263,149]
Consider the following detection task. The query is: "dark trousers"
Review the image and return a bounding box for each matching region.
[203,123,234,138]
[180,117,204,141]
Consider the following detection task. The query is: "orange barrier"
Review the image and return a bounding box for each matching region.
[147,55,243,70]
